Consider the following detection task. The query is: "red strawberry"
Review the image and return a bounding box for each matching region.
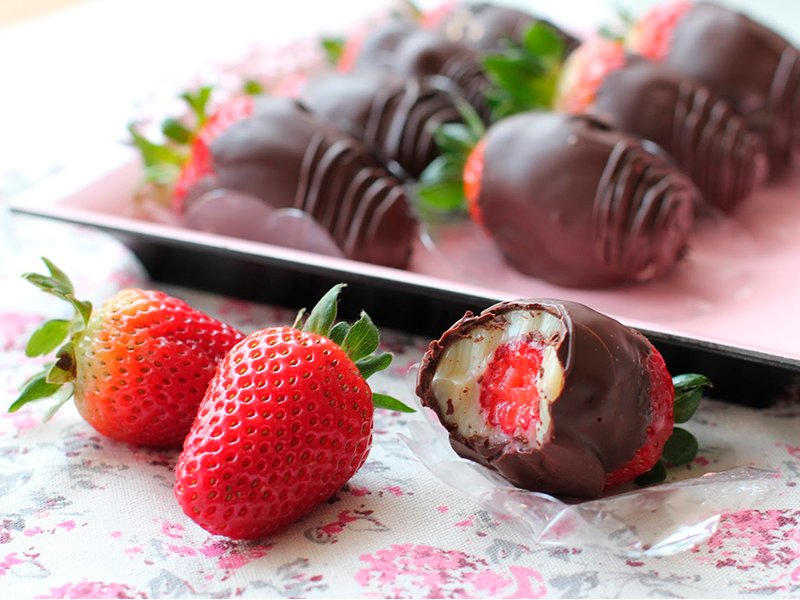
[555,36,627,114]
[10,258,244,447]
[416,299,711,498]
[174,284,413,539]
[462,137,486,227]
[173,95,254,209]
[627,1,694,62]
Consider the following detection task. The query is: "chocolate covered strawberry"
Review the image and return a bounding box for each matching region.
[419,109,698,288]
[174,284,413,540]
[10,258,244,447]
[627,1,800,175]
[416,298,711,498]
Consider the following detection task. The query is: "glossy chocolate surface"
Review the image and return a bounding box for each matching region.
[183,97,416,269]
[300,72,462,179]
[665,2,800,174]
[416,299,655,499]
[355,22,492,122]
[593,56,768,211]
[438,2,580,55]
[477,112,698,287]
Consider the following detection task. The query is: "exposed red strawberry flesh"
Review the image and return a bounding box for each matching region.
[463,137,486,226]
[603,347,674,489]
[556,37,627,114]
[479,339,543,434]
[628,1,694,62]
[173,95,255,210]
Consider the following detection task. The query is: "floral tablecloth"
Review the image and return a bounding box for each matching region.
[1,191,800,599]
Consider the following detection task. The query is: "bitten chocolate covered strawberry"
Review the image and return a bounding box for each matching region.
[10,259,244,447]
[416,298,711,498]
[174,285,413,540]
[420,110,699,288]
[628,1,800,175]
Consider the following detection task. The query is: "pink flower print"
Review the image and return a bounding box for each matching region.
[0,312,42,351]
[35,581,146,599]
[0,553,24,576]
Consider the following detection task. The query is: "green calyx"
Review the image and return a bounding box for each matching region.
[480,22,565,121]
[635,373,713,486]
[10,258,93,420]
[415,98,486,215]
[320,36,346,67]
[293,284,414,413]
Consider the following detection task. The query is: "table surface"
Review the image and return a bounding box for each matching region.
[2,1,800,598]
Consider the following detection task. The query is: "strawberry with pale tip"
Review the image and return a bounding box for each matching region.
[174,284,413,540]
[10,258,244,447]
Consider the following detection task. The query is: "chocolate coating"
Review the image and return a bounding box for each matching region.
[477,112,698,287]
[300,72,462,179]
[416,299,655,499]
[438,2,580,55]
[355,22,492,122]
[184,97,417,269]
[592,56,768,211]
[665,2,800,175]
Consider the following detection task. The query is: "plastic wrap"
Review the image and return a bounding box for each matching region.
[400,368,779,557]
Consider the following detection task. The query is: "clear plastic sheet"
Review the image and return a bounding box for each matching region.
[400,368,779,557]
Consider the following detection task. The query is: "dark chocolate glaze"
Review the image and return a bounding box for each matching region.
[416,299,656,499]
[665,2,800,175]
[355,22,492,122]
[300,72,462,179]
[183,97,417,269]
[592,56,768,211]
[477,112,698,288]
[438,2,580,55]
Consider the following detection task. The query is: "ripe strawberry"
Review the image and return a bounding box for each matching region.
[174,284,413,540]
[627,1,694,62]
[10,258,244,447]
[416,299,711,498]
[555,36,627,114]
[462,138,486,227]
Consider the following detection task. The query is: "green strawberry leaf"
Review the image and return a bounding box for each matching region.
[321,36,346,66]
[523,21,565,60]
[635,459,667,486]
[432,123,480,155]
[341,312,380,362]
[418,154,466,186]
[161,118,193,144]
[42,257,75,295]
[23,272,72,298]
[329,322,350,347]
[180,86,214,128]
[453,97,486,140]
[9,375,63,413]
[25,319,70,358]
[291,307,306,330]
[372,393,415,413]
[662,427,699,465]
[65,295,92,328]
[46,342,76,384]
[42,389,73,423]
[355,352,393,379]
[304,283,345,337]
[127,123,186,167]
[673,373,712,423]
[243,79,264,95]
[143,164,182,185]
[415,181,467,212]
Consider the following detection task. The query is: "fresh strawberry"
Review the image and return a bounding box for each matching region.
[462,138,485,226]
[555,37,627,114]
[174,284,413,540]
[417,300,712,497]
[627,1,694,62]
[10,258,244,447]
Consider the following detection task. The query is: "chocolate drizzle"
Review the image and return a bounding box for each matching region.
[477,112,698,287]
[664,2,800,174]
[593,57,767,211]
[184,97,416,268]
[355,23,492,122]
[301,72,462,178]
[416,299,656,499]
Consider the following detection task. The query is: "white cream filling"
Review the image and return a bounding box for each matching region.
[430,310,566,448]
